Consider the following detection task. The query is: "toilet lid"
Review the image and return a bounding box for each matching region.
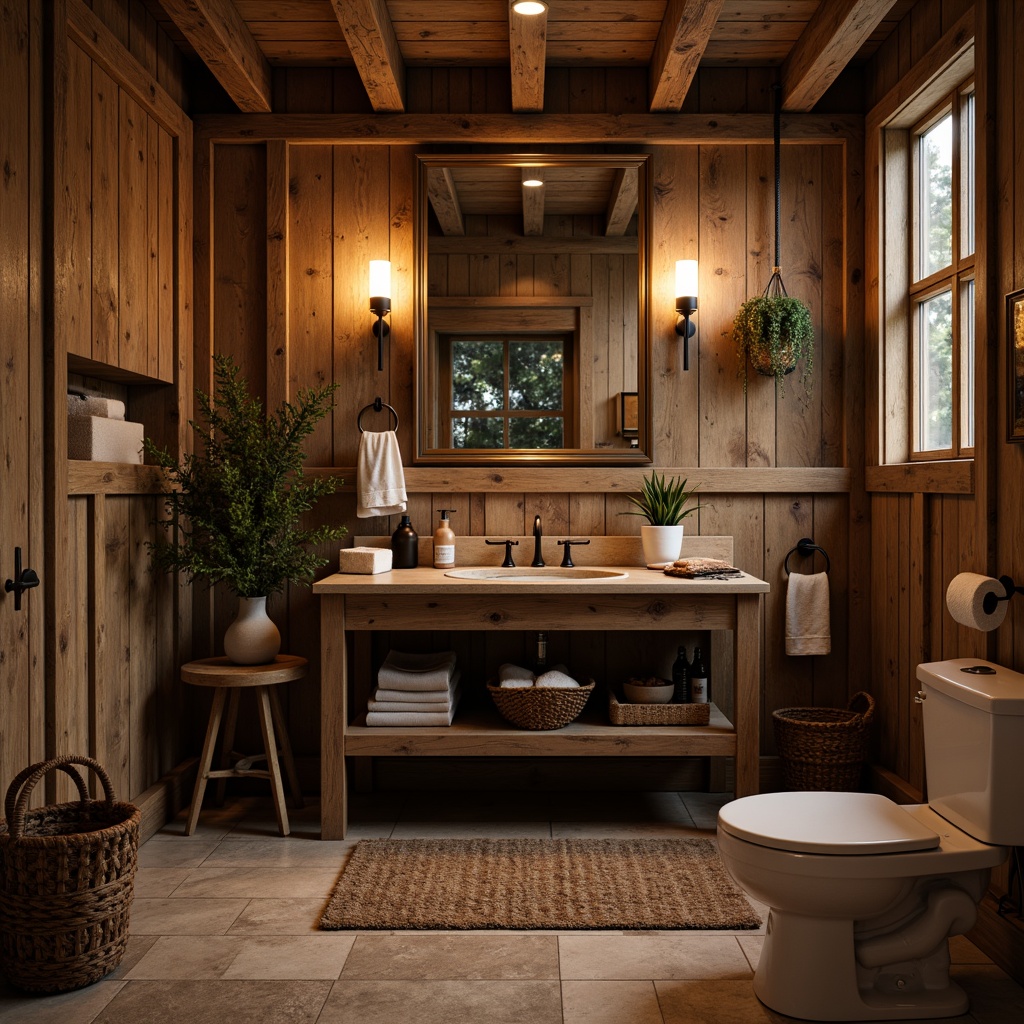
[718,792,941,855]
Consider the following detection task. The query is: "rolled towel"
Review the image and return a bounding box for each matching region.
[378,650,457,691]
[67,394,126,420]
[534,669,579,689]
[499,678,534,689]
[498,663,535,684]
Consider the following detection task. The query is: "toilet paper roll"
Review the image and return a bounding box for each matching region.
[945,573,1008,631]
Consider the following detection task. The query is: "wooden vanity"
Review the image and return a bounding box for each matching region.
[314,550,769,840]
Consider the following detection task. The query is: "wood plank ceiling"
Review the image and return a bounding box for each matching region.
[149,0,912,114]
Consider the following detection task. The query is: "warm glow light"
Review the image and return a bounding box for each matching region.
[522,177,544,188]
[675,259,698,299]
[369,260,391,300]
[512,0,547,15]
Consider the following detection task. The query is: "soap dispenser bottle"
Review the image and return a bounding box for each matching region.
[433,509,457,569]
[391,515,419,569]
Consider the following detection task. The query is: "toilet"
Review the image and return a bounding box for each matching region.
[717,658,1024,1022]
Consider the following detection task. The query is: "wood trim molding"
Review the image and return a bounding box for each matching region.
[426,166,464,236]
[68,461,173,495]
[330,0,405,113]
[158,0,271,113]
[605,167,639,237]
[865,461,974,494]
[782,0,897,112]
[969,894,1024,988]
[649,0,724,113]
[509,0,547,114]
[428,235,638,255]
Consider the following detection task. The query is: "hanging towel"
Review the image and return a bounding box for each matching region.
[785,571,831,656]
[356,429,407,518]
[378,650,457,691]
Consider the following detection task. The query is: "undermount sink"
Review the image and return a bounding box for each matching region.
[443,566,630,582]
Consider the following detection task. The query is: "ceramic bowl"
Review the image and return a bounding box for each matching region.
[623,681,675,704]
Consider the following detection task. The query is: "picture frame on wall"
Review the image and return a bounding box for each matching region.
[1008,288,1024,442]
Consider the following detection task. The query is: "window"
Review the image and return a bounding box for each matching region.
[438,334,576,450]
[909,83,975,458]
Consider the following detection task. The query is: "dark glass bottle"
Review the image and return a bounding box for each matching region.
[535,632,548,673]
[672,645,691,703]
[691,646,709,704]
[391,515,419,569]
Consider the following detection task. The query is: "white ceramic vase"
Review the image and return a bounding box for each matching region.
[640,524,684,566]
[223,596,281,665]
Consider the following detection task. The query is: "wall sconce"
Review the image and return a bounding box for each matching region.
[674,259,699,371]
[369,260,391,372]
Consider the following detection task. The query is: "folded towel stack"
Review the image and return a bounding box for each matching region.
[497,662,580,689]
[67,392,144,464]
[366,650,460,726]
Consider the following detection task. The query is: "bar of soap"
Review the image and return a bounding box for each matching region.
[339,546,393,574]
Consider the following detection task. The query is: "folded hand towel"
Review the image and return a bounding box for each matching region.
[534,669,579,689]
[67,394,126,420]
[498,663,535,684]
[370,671,460,710]
[366,682,461,727]
[378,650,457,691]
[357,429,407,518]
[785,571,831,656]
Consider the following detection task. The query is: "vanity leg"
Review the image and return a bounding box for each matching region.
[734,594,761,798]
[321,597,348,839]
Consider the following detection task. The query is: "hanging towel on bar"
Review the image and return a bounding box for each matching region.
[785,571,831,656]
[356,429,407,518]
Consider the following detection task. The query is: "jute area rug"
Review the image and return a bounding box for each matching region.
[319,837,761,930]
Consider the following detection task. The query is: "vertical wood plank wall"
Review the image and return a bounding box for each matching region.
[197,67,865,783]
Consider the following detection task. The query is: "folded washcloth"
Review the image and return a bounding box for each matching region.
[357,429,407,518]
[67,394,126,419]
[534,669,579,689]
[374,686,452,703]
[498,663,535,684]
[378,650,457,691]
[785,571,831,656]
[366,681,461,727]
[369,671,460,710]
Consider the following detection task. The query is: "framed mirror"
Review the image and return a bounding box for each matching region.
[414,153,652,465]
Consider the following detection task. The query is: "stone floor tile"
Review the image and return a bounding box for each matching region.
[169,867,339,899]
[389,820,552,839]
[222,935,356,980]
[550,821,700,839]
[317,979,562,1024]
[401,792,551,822]
[953,964,1024,1022]
[0,978,124,1024]
[949,935,993,964]
[106,934,160,980]
[561,980,665,1024]
[680,792,731,831]
[129,897,248,935]
[200,838,356,868]
[559,934,752,981]
[90,979,331,1024]
[656,979,771,1023]
[549,792,691,824]
[226,899,328,935]
[736,935,763,972]
[124,935,244,980]
[137,840,218,869]
[132,867,190,899]
[341,934,559,980]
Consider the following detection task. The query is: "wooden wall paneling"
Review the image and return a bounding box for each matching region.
[896,492,911,781]
[389,145,416,461]
[568,493,605,535]
[91,0,128,47]
[266,140,290,410]
[909,0,943,66]
[698,145,747,467]
[128,0,157,81]
[881,494,900,768]
[92,66,119,367]
[651,145,699,466]
[157,126,175,383]
[881,129,909,463]
[524,493,569,547]
[590,254,610,446]
[145,111,159,380]
[66,43,93,360]
[129,494,157,797]
[483,493,526,536]
[809,493,850,711]
[908,491,927,793]
[118,91,148,376]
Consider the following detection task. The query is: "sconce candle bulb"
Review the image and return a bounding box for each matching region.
[512,0,547,14]
[674,259,699,371]
[369,260,392,372]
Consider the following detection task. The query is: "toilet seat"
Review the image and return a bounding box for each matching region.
[718,792,941,855]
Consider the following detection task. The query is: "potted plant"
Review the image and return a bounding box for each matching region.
[732,293,814,396]
[620,472,703,566]
[145,355,346,664]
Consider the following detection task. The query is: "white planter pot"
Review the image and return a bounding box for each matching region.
[223,596,281,665]
[640,524,684,566]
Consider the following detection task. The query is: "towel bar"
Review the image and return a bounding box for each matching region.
[784,537,830,575]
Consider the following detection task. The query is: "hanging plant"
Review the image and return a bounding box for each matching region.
[732,85,815,398]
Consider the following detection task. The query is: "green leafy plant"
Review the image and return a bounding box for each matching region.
[145,355,346,597]
[732,295,814,396]
[620,473,703,526]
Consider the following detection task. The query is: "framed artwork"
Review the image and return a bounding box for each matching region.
[1009,288,1024,441]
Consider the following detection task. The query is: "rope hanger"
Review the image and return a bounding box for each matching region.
[763,84,789,300]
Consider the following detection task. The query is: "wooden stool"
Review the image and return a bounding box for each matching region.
[182,655,306,837]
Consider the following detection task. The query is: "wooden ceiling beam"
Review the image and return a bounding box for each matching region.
[330,0,406,113]
[521,168,545,236]
[782,0,897,111]
[427,167,465,236]
[509,2,548,113]
[605,167,638,237]
[159,0,271,113]
[649,0,724,113]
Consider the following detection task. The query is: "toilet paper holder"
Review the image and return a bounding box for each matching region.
[983,575,1024,614]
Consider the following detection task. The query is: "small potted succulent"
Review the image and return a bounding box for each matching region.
[732,294,814,396]
[620,472,703,566]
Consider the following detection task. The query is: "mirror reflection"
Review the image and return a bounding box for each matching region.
[415,153,651,465]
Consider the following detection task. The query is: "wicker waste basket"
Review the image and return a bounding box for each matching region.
[772,692,875,791]
[0,755,141,993]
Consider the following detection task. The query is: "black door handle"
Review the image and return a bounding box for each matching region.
[4,547,39,611]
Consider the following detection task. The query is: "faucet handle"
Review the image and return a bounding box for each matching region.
[486,538,519,568]
[557,538,590,568]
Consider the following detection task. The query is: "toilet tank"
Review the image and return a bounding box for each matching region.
[918,659,1024,846]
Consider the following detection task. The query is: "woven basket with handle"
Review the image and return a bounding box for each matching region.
[0,755,140,993]
[772,692,875,791]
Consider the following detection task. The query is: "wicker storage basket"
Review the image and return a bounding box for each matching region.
[608,689,711,726]
[772,692,875,791]
[0,756,140,993]
[487,679,595,730]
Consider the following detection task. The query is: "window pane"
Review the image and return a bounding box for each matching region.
[961,91,975,257]
[452,341,504,410]
[509,341,564,411]
[919,115,953,278]
[961,278,975,449]
[451,416,504,448]
[509,416,563,449]
[918,290,953,452]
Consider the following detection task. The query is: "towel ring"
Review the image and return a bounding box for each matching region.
[784,537,830,576]
[357,397,399,433]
